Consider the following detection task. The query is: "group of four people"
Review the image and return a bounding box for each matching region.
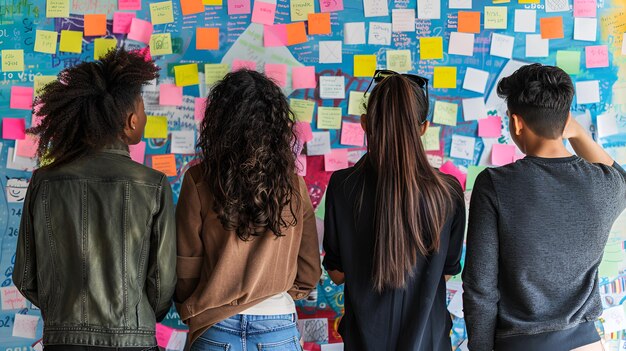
[12,48,626,351]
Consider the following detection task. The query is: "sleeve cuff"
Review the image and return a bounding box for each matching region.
[322,255,343,273]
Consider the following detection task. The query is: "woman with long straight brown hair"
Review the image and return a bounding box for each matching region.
[323,71,466,351]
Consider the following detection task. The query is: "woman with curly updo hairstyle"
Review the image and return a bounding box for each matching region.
[175,70,321,350]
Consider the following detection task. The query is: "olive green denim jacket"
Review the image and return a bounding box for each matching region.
[13,146,176,347]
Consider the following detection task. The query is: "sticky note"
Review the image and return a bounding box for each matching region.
[369,22,392,45]
[34,76,56,97]
[348,91,369,115]
[205,64,229,85]
[307,132,331,155]
[2,50,24,72]
[490,33,515,59]
[574,18,597,41]
[325,149,349,171]
[344,22,366,44]
[94,38,117,60]
[546,0,570,12]
[128,141,146,164]
[34,30,58,54]
[421,126,441,151]
[144,116,169,138]
[290,99,316,122]
[150,1,174,24]
[597,112,619,138]
[484,6,507,29]
[128,18,153,44]
[156,323,176,348]
[433,66,457,89]
[308,13,331,35]
[540,16,564,39]
[462,97,488,121]
[458,11,480,33]
[514,9,536,33]
[174,63,200,86]
[149,33,172,56]
[232,59,256,71]
[113,12,136,34]
[194,98,206,121]
[449,32,475,56]
[491,144,516,166]
[84,14,107,36]
[478,116,502,137]
[319,40,342,63]
[286,22,308,45]
[152,154,177,176]
[252,0,276,25]
[195,28,219,50]
[319,76,346,99]
[364,0,388,17]
[418,0,440,19]
[574,0,596,17]
[386,50,411,72]
[291,0,315,21]
[433,100,458,126]
[450,135,476,160]
[46,0,69,18]
[466,165,488,190]
[341,122,365,146]
[439,161,466,190]
[463,68,489,94]
[556,50,581,75]
[526,34,549,57]
[265,63,288,87]
[1,286,28,310]
[181,0,205,15]
[585,45,609,68]
[292,66,316,89]
[354,55,376,77]
[296,154,307,176]
[317,107,342,129]
[420,37,443,60]
[320,0,343,12]
[10,87,34,110]
[119,0,141,10]
[228,0,251,14]
[12,314,39,339]
[392,9,415,32]
[575,80,600,104]
[159,84,183,106]
[2,118,26,140]
[295,122,314,142]
[59,30,83,53]
[16,135,39,158]
[170,130,196,154]
[264,24,287,47]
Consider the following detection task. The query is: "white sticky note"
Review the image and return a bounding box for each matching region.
[1,286,28,310]
[514,10,536,33]
[320,76,346,99]
[575,80,600,104]
[6,178,28,203]
[418,0,440,19]
[490,33,515,59]
[449,0,471,9]
[597,111,619,138]
[462,97,488,121]
[363,0,388,17]
[307,132,331,155]
[12,314,39,338]
[369,22,392,45]
[574,18,597,41]
[167,330,187,350]
[601,305,626,334]
[463,68,489,94]
[546,0,569,12]
[450,135,476,160]
[344,22,366,44]
[525,34,549,57]
[449,32,474,57]
[447,288,464,318]
[319,41,342,64]
[392,9,415,32]
[170,131,195,154]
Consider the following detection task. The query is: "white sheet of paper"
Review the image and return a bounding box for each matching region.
[319,41,342,63]
[426,154,443,168]
[462,97,488,121]
[7,147,36,172]
[307,132,332,156]
[458,340,469,351]
[575,80,600,104]
[12,314,39,339]
[344,22,366,44]
[417,0,440,19]
[450,135,476,160]
[597,111,619,138]
[447,288,464,318]
[363,0,388,17]
[525,34,549,57]
[490,33,515,59]
[392,9,415,32]
[463,67,489,94]
[601,305,626,334]
[170,130,195,154]
[368,22,392,45]
[1,286,28,310]
[6,178,28,203]
[514,9,536,33]
[448,32,474,56]
[574,18,597,41]
[449,0,471,9]
[167,330,187,350]
[320,76,346,99]
[546,0,569,12]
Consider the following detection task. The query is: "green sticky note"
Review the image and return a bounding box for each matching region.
[433,100,458,126]
[420,37,443,60]
[556,51,581,75]
[433,66,457,89]
[150,1,174,25]
[290,98,316,122]
[484,6,507,29]
[348,91,369,116]
[421,126,441,151]
[94,38,117,60]
[59,30,83,53]
[386,49,412,72]
[2,50,24,72]
[174,63,200,86]
[34,30,58,54]
[149,33,173,56]
[467,165,488,190]
[315,191,326,220]
[144,115,168,139]
[46,0,69,18]
[205,63,229,85]
[317,107,343,129]
[290,0,315,22]
[34,75,57,96]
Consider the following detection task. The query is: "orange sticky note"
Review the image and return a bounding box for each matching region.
[181,0,205,15]
[196,27,219,50]
[84,14,107,36]
[308,13,331,35]
[540,16,564,39]
[458,11,481,33]
[151,154,177,176]
[286,22,307,45]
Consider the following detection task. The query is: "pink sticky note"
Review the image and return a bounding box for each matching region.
[320,0,344,12]
[31,103,44,128]
[232,59,256,71]
[251,1,276,25]
[295,122,313,143]
[292,66,316,89]
[127,18,153,44]
[264,24,287,47]
[228,0,251,15]
[16,134,38,158]
[113,12,136,34]
[119,0,141,10]
[156,324,175,348]
[131,46,152,61]
[159,84,183,106]
[440,161,467,190]
[296,154,307,176]
[478,116,502,138]
[10,86,34,110]
[585,45,609,68]
[265,63,287,87]
[325,149,349,171]
[129,141,146,164]
[2,118,26,140]
[514,153,525,162]
[491,144,516,166]
[194,98,206,121]
[574,0,596,17]
[341,122,365,146]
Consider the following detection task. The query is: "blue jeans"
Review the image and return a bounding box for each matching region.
[191,314,302,351]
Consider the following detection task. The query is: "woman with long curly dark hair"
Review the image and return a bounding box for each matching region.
[175,70,321,350]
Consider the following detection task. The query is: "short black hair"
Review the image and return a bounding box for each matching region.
[29,47,159,167]
[497,63,574,139]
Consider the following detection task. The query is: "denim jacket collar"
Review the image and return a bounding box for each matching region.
[101,142,131,158]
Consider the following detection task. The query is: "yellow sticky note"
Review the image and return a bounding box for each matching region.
[94,38,117,60]
[518,0,539,3]
[34,75,57,96]
[386,50,412,72]
[348,91,369,116]
[205,63,230,85]
[203,0,223,4]
[150,1,175,25]
[149,33,172,56]
[174,63,200,87]
[433,101,458,126]
[290,98,316,122]
[354,55,376,78]
[433,66,457,89]
[59,30,83,53]
[144,115,169,139]
[34,30,58,54]
[492,0,510,3]
[46,0,69,18]
[421,126,441,151]
[420,37,443,60]
[484,6,507,29]
[2,50,24,72]
[290,0,315,22]
[317,107,342,129]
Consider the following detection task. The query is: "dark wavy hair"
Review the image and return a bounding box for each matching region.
[198,70,299,240]
[29,48,159,167]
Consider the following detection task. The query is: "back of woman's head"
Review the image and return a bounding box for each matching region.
[365,74,458,292]
[30,48,159,167]
[198,69,298,241]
